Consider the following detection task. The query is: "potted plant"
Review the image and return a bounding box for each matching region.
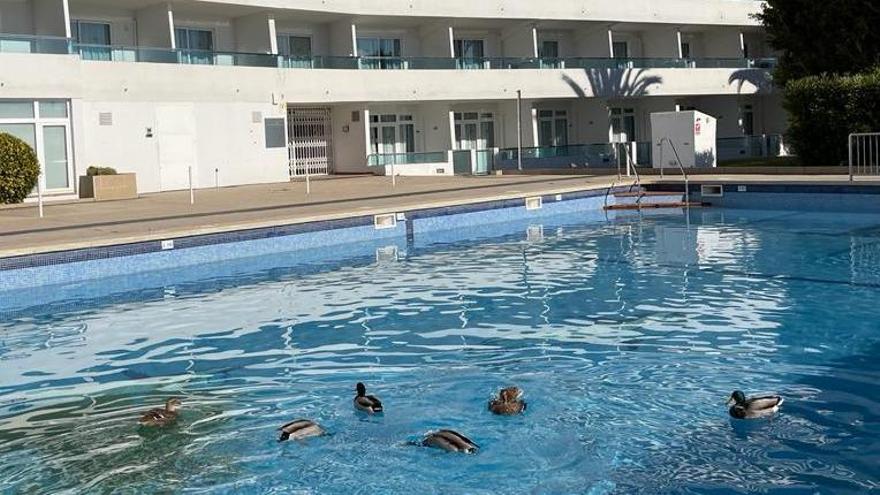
[79,166,138,201]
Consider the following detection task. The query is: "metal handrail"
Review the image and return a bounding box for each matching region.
[657,137,690,207]
[848,132,880,182]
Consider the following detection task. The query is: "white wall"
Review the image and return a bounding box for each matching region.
[329,20,354,56]
[703,27,743,58]
[574,27,612,57]
[331,104,368,173]
[135,3,173,48]
[198,0,762,27]
[502,24,535,57]
[420,23,452,58]
[233,13,272,53]
[32,0,65,36]
[641,28,678,58]
[0,0,34,35]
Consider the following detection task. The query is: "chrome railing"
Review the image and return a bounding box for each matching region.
[657,137,690,206]
[849,132,880,181]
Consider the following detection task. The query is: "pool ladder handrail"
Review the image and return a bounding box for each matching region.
[657,137,690,207]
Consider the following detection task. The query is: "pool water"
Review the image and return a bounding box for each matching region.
[1,208,879,494]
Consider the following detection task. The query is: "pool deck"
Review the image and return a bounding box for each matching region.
[0,173,875,258]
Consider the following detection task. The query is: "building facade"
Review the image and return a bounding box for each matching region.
[0,0,784,198]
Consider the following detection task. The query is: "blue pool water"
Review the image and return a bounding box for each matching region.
[1,208,879,494]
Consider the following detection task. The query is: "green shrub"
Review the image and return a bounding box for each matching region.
[0,133,40,204]
[86,166,118,176]
[784,68,880,165]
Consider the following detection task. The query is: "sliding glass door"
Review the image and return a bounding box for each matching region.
[175,27,214,65]
[357,38,402,69]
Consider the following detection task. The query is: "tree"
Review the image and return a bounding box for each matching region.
[0,133,40,204]
[755,0,880,86]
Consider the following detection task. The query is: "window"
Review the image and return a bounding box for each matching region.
[357,38,402,69]
[0,100,74,192]
[71,20,111,61]
[454,39,485,69]
[454,111,495,150]
[175,27,214,64]
[740,104,755,136]
[612,41,629,59]
[538,110,568,147]
[539,40,561,68]
[277,35,311,57]
[610,108,636,142]
[264,118,286,148]
[369,114,415,155]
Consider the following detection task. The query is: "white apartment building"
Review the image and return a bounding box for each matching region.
[0,0,785,198]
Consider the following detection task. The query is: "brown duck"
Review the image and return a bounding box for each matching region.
[489,387,526,415]
[138,398,182,427]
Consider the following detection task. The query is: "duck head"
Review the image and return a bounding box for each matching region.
[356,382,366,397]
[165,397,183,412]
[498,387,523,403]
[726,390,746,407]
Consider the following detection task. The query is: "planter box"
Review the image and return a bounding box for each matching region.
[79,173,138,201]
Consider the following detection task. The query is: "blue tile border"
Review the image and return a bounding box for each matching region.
[0,186,628,276]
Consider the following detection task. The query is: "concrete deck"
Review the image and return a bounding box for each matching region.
[0,174,875,258]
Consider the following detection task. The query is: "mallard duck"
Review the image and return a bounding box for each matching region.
[421,429,479,454]
[353,382,383,414]
[278,419,325,442]
[138,398,182,427]
[727,390,784,419]
[488,386,526,415]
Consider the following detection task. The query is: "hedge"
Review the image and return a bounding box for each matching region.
[87,166,118,176]
[0,133,40,204]
[784,68,880,166]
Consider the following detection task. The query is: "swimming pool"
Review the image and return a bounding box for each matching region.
[1,207,879,493]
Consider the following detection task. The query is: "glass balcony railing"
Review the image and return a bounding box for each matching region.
[717,135,783,162]
[367,151,448,167]
[4,33,779,72]
[0,33,69,55]
[496,144,617,169]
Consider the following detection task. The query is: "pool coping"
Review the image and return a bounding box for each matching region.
[0,183,627,272]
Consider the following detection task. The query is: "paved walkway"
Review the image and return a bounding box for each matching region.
[0,174,874,257]
[0,175,629,257]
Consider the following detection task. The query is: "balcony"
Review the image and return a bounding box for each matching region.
[1,33,777,72]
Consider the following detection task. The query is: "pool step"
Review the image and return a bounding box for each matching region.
[608,190,700,210]
[605,201,707,211]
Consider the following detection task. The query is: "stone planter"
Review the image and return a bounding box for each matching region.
[79,173,138,201]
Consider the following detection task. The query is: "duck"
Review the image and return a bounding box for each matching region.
[278,419,325,442]
[421,429,479,454]
[488,386,526,415]
[138,398,182,427]
[727,390,784,419]
[353,382,383,414]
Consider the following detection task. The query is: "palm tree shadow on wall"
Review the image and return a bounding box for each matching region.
[728,69,775,94]
[562,68,663,99]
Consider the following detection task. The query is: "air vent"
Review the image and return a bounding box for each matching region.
[525,196,543,210]
[98,112,113,126]
[374,213,397,230]
[160,240,175,250]
[701,184,723,197]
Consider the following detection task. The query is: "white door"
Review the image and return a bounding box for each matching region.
[157,105,197,191]
[288,107,332,176]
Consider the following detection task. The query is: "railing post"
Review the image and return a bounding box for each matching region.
[37,173,44,218]
[849,133,854,182]
[391,161,396,188]
[470,148,478,174]
[188,166,194,205]
[214,167,219,190]
[306,163,311,194]
[516,89,523,171]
